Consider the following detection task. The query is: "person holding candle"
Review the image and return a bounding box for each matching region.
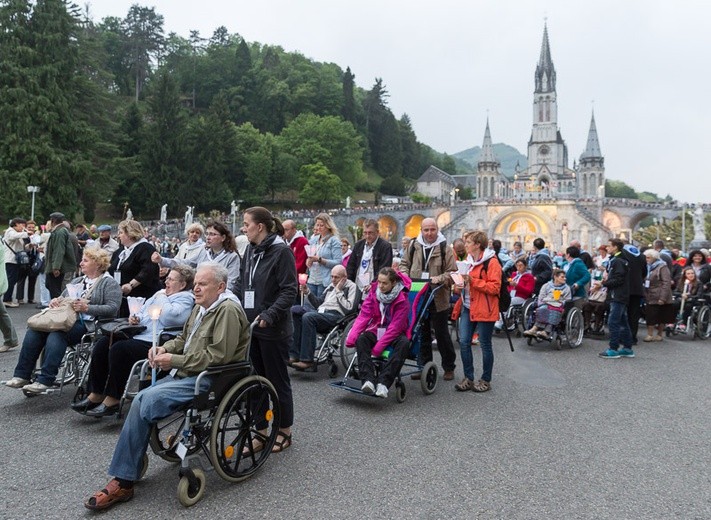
[72,265,195,417]
[289,265,358,369]
[673,267,706,331]
[109,220,161,318]
[523,269,572,340]
[84,262,249,511]
[5,248,122,393]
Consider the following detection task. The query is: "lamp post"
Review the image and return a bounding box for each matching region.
[681,203,687,254]
[27,186,40,221]
[454,187,459,204]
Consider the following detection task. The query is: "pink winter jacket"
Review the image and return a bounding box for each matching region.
[345,272,411,357]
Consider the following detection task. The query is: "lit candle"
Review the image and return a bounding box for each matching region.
[298,273,308,305]
[147,303,162,386]
[126,296,145,318]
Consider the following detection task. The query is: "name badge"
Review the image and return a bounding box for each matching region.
[113,270,122,284]
[644,280,650,288]
[421,272,430,280]
[377,327,386,340]
[244,290,255,309]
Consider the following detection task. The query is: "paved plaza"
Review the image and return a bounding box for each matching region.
[0,304,709,519]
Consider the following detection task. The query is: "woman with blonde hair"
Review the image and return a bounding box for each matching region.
[5,248,122,393]
[305,213,342,299]
[109,220,161,317]
[176,223,205,262]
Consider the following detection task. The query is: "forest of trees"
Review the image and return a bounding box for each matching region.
[0,1,457,222]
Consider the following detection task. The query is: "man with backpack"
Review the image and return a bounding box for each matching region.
[399,218,457,381]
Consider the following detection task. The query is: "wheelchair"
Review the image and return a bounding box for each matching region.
[329,281,442,403]
[524,299,585,349]
[138,324,280,506]
[291,311,358,378]
[666,295,711,340]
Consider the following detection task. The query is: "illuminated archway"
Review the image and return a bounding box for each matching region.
[435,210,451,229]
[602,209,622,236]
[378,215,398,242]
[404,214,424,238]
[492,208,555,249]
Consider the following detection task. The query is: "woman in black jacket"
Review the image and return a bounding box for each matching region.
[238,207,297,453]
[108,220,161,317]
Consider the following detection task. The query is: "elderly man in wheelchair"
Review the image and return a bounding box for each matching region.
[289,264,358,371]
[85,262,251,511]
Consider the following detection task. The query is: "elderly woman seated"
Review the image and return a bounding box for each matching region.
[524,269,572,340]
[72,265,195,417]
[5,248,122,394]
[345,267,411,399]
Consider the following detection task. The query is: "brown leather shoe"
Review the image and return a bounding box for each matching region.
[84,479,134,510]
[443,370,454,381]
[291,361,314,370]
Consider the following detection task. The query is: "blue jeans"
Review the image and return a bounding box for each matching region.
[14,321,87,385]
[109,375,210,482]
[607,301,633,350]
[289,310,341,361]
[458,314,495,382]
[0,300,18,347]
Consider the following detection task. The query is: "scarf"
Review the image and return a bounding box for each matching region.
[646,259,665,278]
[376,281,404,305]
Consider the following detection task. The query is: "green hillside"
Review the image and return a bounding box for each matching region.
[453,144,527,177]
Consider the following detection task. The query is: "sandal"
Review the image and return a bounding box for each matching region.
[271,431,292,453]
[242,433,268,456]
[472,379,491,393]
[454,378,472,392]
[84,479,134,511]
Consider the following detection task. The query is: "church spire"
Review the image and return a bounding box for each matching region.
[535,23,556,93]
[479,117,497,164]
[580,111,602,160]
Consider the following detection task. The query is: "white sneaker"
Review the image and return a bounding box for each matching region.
[361,381,375,395]
[22,381,49,394]
[0,343,19,353]
[375,383,389,398]
[5,377,29,388]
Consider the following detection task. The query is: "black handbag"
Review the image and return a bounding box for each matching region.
[98,319,147,342]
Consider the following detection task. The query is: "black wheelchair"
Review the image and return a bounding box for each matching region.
[523,299,585,349]
[132,323,280,506]
[666,295,711,340]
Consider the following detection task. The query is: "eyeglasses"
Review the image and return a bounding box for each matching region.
[206,232,221,237]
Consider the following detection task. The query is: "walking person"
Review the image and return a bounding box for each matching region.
[599,238,634,359]
[238,207,297,453]
[44,212,77,299]
[398,218,457,381]
[451,230,501,392]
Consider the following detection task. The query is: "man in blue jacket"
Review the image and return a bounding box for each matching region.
[599,238,634,359]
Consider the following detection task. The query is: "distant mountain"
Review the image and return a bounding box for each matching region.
[453,144,528,177]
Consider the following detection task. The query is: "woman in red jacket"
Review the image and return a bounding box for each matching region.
[495,257,535,331]
[345,267,411,399]
[452,231,501,392]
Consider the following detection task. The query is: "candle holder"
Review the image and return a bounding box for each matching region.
[298,273,308,305]
[127,296,146,318]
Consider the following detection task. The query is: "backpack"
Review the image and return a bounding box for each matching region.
[482,257,511,313]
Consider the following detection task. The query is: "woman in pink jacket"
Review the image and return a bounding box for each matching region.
[345,267,411,399]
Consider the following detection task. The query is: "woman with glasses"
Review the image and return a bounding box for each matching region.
[152,221,240,293]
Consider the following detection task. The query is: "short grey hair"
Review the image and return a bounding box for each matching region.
[643,249,660,260]
[197,262,228,285]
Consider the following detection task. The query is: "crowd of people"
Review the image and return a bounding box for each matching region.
[2,207,711,510]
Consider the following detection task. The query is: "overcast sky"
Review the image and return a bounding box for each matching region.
[87,0,711,203]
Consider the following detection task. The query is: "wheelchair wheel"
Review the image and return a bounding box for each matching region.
[339,318,356,370]
[694,305,711,339]
[139,453,149,480]
[395,381,406,403]
[565,307,584,348]
[177,468,206,507]
[210,375,280,483]
[149,412,191,463]
[522,299,536,330]
[420,361,438,395]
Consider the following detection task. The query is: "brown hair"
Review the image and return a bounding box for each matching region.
[463,230,488,250]
[206,221,237,253]
[118,219,145,242]
[378,266,400,284]
[244,207,285,236]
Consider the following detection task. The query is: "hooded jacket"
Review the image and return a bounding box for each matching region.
[237,233,298,339]
[621,245,646,297]
[565,257,591,299]
[345,271,411,357]
[529,248,553,294]
[603,251,630,304]
[164,294,249,377]
[451,249,501,323]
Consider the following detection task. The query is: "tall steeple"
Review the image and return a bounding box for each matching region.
[478,118,498,166]
[580,111,603,162]
[535,22,556,93]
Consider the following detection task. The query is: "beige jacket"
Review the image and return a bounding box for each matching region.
[399,239,456,312]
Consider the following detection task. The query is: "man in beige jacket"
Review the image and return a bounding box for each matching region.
[399,218,457,380]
